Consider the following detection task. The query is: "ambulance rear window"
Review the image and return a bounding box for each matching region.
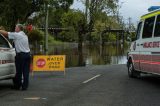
[142,16,155,38]
[154,15,160,37]
[136,22,142,40]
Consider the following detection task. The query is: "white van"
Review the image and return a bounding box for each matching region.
[127,9,160,78]
[0,34,16,80]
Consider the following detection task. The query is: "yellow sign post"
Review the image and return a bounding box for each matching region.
[33,55,66,74]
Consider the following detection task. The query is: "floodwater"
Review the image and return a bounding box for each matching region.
[47,43,129,68]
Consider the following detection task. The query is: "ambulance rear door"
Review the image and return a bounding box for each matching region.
[139,16,155,73]
[151,15,160,74]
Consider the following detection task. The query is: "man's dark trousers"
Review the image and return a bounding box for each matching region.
[14,52,30,90]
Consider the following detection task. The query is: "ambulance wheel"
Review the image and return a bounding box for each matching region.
[128,62,140,78]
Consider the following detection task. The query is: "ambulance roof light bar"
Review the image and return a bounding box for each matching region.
[148,6,160,12]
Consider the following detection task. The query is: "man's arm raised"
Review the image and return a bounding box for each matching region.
[0,30,8,37]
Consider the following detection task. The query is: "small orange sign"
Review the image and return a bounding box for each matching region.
[33,55,65,71]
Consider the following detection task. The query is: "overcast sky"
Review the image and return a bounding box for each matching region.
[70,0,159,25]
[119,0,159,25]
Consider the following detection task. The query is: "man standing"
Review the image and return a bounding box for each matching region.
[0,24,30,91]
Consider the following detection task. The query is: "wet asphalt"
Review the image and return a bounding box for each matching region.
[1,64,160,106]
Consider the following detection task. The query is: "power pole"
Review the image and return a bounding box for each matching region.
[128,17,131,32]
[85,0,89,23]
[45,2,49,55]
[127,17,132,42]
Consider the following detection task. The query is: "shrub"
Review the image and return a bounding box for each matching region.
[28,29,43,43]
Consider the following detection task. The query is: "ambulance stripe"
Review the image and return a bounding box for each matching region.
[133,60,160,65]
[131,54,160,72]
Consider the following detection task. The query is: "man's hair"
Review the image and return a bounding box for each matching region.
[16,24,24,31]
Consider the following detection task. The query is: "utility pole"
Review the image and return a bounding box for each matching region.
[45,2,49,55]
[128,17,132,42]
[85,0,89,23]
[128,17,131,32]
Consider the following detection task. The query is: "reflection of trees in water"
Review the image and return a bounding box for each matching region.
[47,43,128,67]
[78,43,85,66]
[86,44,127,65]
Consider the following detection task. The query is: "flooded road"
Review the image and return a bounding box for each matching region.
[46,43,129,67]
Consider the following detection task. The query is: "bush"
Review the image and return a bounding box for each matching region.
[28,29,43,43]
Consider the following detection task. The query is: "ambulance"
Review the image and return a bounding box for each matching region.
[127,8,160,78]
[0,34,16,80]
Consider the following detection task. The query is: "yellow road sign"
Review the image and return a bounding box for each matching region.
[33,55,65,71]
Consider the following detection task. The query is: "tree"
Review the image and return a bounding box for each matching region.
[0,0,74,31]
[85,0,118,40]
[0,0,43,31]
[49,0,74,11]
[28,29,43,43]
[28,29,44,54]
[60,9,87,42]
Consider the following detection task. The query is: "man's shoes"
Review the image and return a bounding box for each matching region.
[11,85,28,91]
[11,86,20,90]
[21,88,27,91]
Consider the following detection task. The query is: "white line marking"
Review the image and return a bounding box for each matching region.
[24,97,47,100]
[83,74,101,84]
[24,97,40,100]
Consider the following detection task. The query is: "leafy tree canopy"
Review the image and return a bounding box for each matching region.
[0,0,43,30]
[0,0,73,30]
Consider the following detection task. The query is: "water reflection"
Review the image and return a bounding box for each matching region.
[48,43,128,67]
